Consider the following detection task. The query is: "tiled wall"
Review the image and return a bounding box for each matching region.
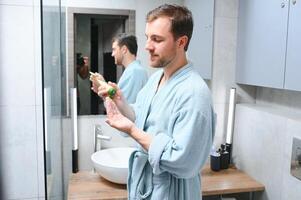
[233,104,301,200]
[0,1,45,199]
[256,87,301,112]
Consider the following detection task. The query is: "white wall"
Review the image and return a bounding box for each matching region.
[0,1,45,199]
[67,0,136,9]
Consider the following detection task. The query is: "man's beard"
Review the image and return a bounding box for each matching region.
[151,54,176,68]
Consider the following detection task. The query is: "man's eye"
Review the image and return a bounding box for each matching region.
[153,38,162,42]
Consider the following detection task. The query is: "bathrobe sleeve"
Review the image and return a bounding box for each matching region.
[118,67,148,104]
[148,91,214,179]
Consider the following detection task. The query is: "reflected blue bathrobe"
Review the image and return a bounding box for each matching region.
[118,60,148,104]
[128,63,216,200]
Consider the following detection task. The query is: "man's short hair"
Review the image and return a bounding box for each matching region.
[146,4,193,51]
[112,33,138,56]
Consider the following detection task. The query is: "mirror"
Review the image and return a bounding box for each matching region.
[75,14,132,115]
[67,8,135,115]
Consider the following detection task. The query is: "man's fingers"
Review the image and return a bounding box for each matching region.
[108,81,118,88]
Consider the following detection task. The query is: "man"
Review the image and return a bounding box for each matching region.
[95,4,215,200]
[101,33,148,104]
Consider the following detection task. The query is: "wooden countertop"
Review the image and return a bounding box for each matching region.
[68,172,127,200]
[68,165,264,199]
[201,165,264,196]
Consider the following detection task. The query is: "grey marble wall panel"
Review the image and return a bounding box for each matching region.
[233,104,301,200]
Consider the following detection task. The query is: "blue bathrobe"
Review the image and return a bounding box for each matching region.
[128,63,215,200]
[118,60,148,104]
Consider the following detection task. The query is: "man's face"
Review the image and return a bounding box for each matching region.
[145,17,177,68]
[111,41,123,66]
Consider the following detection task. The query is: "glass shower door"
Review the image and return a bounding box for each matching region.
[41,0,66,199]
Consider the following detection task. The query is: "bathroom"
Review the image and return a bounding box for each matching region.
[0,0,301,200]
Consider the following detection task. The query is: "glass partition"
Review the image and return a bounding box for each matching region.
[41,0,66,199]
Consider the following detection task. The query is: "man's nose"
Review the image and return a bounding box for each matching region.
[145,40,153,51]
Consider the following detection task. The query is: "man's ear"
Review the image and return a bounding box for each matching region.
[177,35,188,50]
[121,45,128,54]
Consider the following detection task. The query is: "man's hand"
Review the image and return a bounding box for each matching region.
[105,97,152,151]
[105,97,134,134]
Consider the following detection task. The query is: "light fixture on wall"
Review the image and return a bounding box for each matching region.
[226,88,236,144]
[225,87,236,164]
[71,88,79,173]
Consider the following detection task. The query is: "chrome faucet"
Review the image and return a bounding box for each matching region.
[94,124,111,152]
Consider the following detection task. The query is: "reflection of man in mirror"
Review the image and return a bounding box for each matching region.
[111,33,148,104]
[91,34,148,104]
[76,53,89,112]
[96,4,216,200]
[76,53,89,79]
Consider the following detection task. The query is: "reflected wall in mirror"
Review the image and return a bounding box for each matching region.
[68,8,135,115]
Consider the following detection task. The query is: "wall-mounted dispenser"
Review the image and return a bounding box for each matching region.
[291,137,301,180]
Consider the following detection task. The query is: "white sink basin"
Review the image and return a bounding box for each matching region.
[91,147,136,184]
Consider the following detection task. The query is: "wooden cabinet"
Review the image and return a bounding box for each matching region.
[236,0,301,91]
